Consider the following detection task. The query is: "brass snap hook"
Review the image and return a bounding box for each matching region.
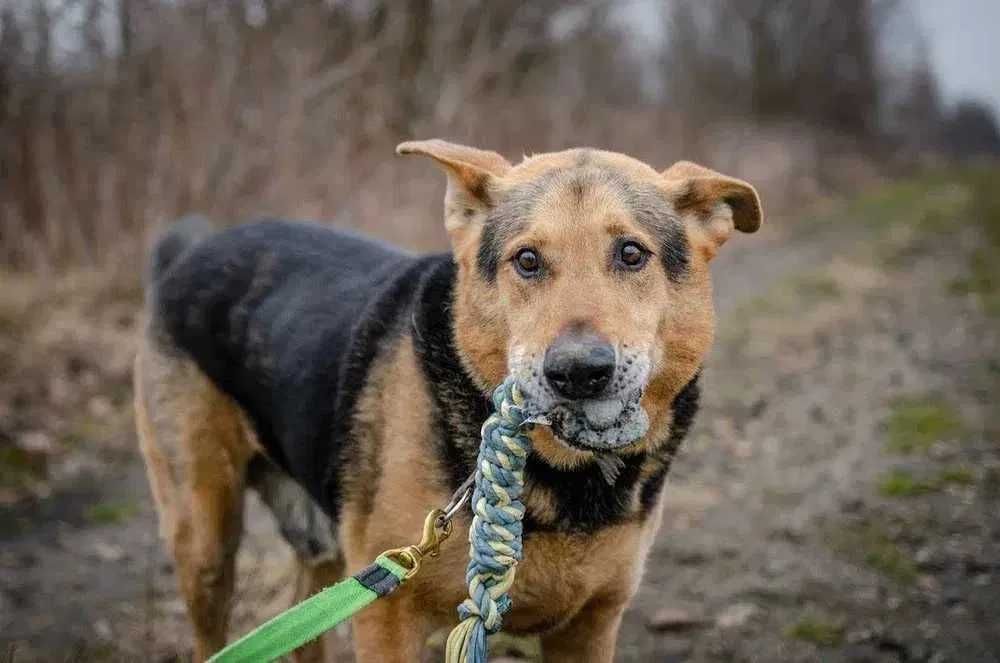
[417,508,453,557]
[382,508,453,580]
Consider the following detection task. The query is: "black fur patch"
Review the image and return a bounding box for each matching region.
[522,453,645,533]
[616,177,690,282]
[656,220,690,283]
[476,173,560,282]
[639,374,701,515]
[476,221,505,284]
[412,258,493,490]
[153,220,423,518]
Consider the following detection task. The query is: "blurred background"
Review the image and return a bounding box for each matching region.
[1,1,998,661]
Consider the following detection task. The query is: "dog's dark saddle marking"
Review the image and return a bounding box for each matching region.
[153,220,420,512]
[151,220,698,534]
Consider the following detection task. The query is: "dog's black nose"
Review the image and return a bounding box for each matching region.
[543,332,616,400]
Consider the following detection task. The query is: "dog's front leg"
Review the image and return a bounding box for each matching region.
[540,593,629,663]
[351,591,432,662]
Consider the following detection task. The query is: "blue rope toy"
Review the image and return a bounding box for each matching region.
[445,378,533,663]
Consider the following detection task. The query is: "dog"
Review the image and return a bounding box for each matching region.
[134,139,762,662]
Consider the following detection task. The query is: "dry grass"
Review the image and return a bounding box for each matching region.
[0,1,899,274]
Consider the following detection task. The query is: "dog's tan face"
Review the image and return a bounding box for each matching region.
[399,140,762,457]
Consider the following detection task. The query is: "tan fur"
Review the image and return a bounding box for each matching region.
[137,140,761,662]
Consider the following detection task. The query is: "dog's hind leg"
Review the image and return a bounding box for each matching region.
[135,342,254,662]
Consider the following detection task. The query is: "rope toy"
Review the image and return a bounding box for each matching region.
[445,377,533,663]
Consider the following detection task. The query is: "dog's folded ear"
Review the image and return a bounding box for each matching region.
[662,160,763,257]
[397,139,511,231]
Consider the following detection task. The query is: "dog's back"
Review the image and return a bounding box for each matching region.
[146,219,421,508]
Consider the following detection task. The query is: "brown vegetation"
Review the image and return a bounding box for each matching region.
[3,0,992,271]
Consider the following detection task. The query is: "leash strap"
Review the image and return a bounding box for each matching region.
[207,555,407,663]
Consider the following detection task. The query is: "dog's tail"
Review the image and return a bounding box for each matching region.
[147,214,215,284]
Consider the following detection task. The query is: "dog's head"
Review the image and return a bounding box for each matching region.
[399,140,761,463]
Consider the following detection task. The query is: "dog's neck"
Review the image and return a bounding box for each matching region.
[410,255,701,534]
[411,255,493,496]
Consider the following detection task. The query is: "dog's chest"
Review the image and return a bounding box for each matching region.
[502,523,649,633]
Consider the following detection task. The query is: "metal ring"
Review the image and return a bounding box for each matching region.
[440,484,473,524]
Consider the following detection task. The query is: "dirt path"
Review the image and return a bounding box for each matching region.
[3,171,998,662]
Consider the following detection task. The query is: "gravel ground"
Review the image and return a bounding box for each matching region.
[2,171,998,662]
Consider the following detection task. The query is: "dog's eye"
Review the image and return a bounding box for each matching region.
[513,249,541,277]
[617,241,648,270]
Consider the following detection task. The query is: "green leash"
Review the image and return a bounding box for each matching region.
[208,506,459,663]
[208,554,408,663]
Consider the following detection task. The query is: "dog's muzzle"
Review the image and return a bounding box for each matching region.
[512,331,651,451]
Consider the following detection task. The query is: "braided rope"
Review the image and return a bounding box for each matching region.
[445,378,532,663]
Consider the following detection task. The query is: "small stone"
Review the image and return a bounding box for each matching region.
[846,627,874,644]
[647,607,706,632]
[92,542,126,562]
[19,431,57,454]
[93,618,113,640]
[917,574,940,593]
[716,602,759,629]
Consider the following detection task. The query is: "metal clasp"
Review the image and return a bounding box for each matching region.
[381,508,453,580]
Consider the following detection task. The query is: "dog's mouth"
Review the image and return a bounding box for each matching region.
[524,389,649,452]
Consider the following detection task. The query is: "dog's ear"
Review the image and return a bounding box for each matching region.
[662,161,762,258]
[397,139,511,232]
